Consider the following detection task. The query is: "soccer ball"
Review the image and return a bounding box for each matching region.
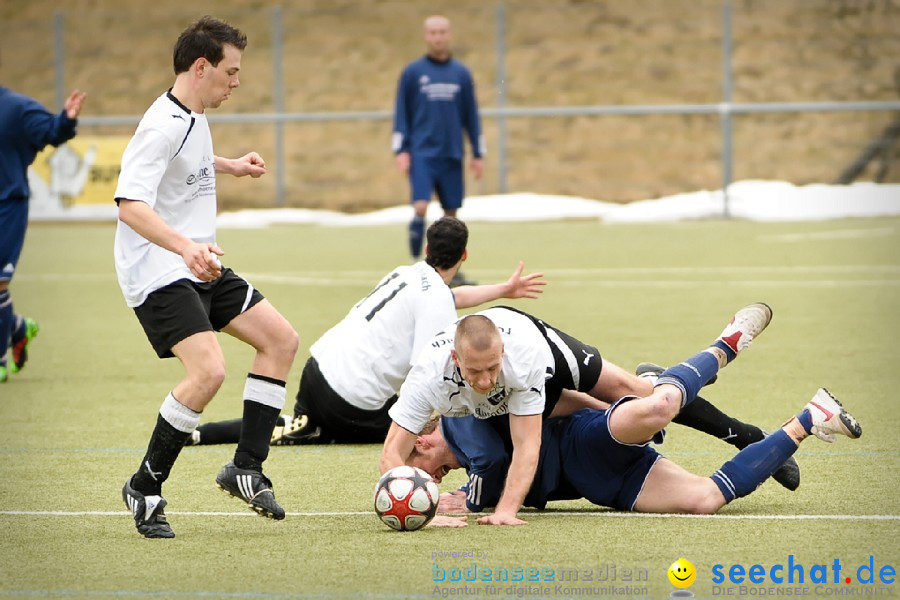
[374,466,439,531]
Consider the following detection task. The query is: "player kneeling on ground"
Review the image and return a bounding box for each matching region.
[381,303,801,525]
[405,306,860,524]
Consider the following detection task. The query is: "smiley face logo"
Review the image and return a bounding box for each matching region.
[668,558,696,588]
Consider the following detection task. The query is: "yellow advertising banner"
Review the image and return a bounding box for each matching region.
[30,136,130,206]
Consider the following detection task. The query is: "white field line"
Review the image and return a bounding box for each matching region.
[17,264,900,287]
[760,227,897,242]
[1,510,898,520]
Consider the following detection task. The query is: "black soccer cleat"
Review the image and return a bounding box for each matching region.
[271,414,322,445]
[762,431,801,491]
[215,462,285,520]
[449,271,477,287]
[122,477,175,539]
[636,361,717,386]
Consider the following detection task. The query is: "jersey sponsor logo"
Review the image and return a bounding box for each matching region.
[475,404,508,419]
[171,114,186,121]
[486,383,507,406]
[420,80,461,101]
[185,165,214,186]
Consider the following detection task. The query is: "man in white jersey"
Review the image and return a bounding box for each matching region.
[114,16,299,539]
[381,304,801,525]
[189,217,546,445]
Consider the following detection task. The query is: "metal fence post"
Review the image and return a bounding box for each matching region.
[721,1,734,218]
[495,1,508,194]
[53,11,65,112]
[272,6,286,207]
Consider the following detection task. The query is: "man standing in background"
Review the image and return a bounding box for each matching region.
[392,15,485,286]
[0,83,86,383]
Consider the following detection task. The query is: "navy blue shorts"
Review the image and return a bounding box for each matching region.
[0,199,28,283]
[133,268,264,358]
[558,407,661,511]
[409,156,464,210]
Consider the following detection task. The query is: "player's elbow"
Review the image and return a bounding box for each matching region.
[379,450,400,475]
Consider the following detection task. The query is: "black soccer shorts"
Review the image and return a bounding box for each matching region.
[134,268,264,358]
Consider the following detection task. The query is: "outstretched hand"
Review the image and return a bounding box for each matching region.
[476,512,527,526]
[438,490,469,514]
[505,261,546,299]
[429,515,468,528]
[64,89,87,119]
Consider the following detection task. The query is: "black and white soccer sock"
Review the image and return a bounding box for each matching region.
[131,392,200,495]
[234,373,286,472]
[673,396,766,449]
[195,418,243,445]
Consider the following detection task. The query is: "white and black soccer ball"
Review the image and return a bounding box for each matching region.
[374,466,439,531]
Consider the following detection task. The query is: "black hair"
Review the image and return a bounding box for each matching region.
[425,217,469,269]
[173,16,247,74]
[424,217,468,269]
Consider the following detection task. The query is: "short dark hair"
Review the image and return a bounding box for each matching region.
[173,16,247,74]
[425,217,468,269]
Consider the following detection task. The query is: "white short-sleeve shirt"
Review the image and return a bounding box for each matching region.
[113,91,216,307]
[311,261,457,410]
[389,307,554,434]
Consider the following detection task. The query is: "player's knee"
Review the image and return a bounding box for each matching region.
[191,362,226,398]
[278,325,300,360]
[640,394,679,430]
[680,485,724,515]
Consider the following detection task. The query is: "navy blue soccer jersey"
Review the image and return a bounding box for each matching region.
[441,414,568,513]
[0,86,78,202]
[392,55,484,160]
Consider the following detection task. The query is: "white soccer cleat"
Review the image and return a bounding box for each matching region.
[805,388,862,443]
[717,302,773,355]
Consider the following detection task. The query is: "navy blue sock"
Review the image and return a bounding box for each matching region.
[655,350,721,407]
[0,291,12,365]
[796,409,813,434]
[11,314,25,340]
[409,215,425,259]
[711,429,798,502]
[711,339,737,364]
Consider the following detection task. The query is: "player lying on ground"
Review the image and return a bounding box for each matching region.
[407,319,860,524]
[413,388,859,526]
[186,217,546,445]
[381,303,801,525]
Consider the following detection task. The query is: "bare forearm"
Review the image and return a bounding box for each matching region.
[452,283,510,309]
[118,200,191,255]
[453,262,545,309]
[380,422,416,474]
[214,155,236,175]
[494,447,539,516]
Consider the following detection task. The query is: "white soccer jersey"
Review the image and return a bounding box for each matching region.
[311,261,458,411]
[113,91,217,307]
[389,307,554,435]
